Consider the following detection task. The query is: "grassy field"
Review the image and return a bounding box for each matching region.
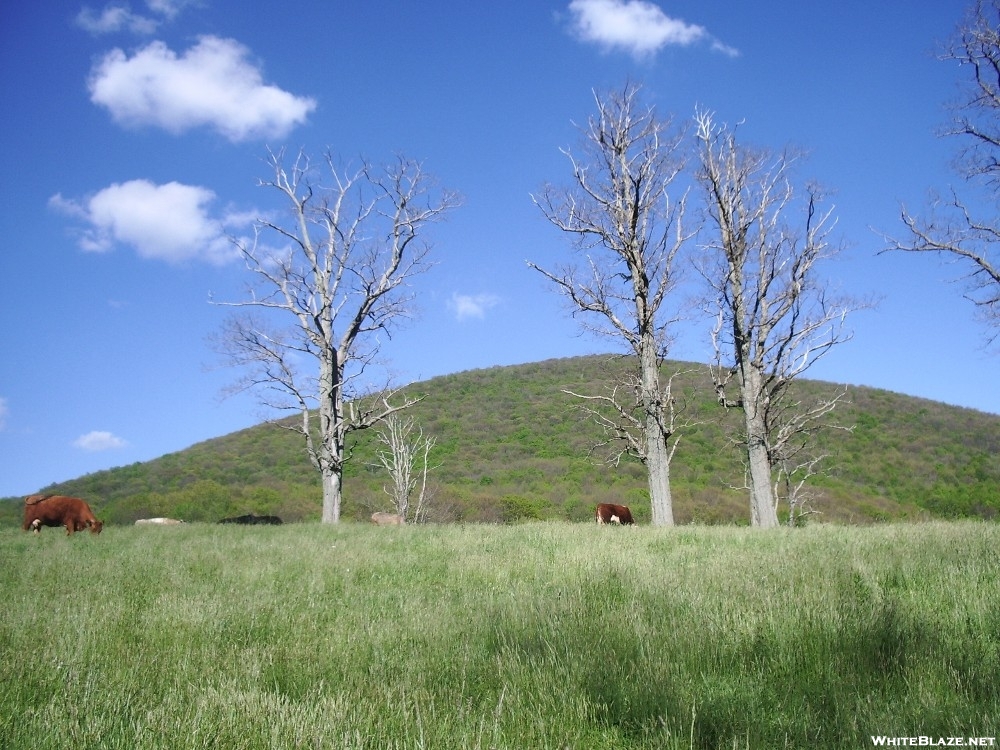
[1,521,998,749]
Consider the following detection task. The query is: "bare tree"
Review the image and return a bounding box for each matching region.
[884,0,1000,344]
[694,110,856,528]
[529,84,694,526]
[776,453,828,528]
[374,413,437,523]
[216,149,459,523]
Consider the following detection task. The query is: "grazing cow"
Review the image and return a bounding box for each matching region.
[595,503,635,525]
[218,513,283,525]
[371,512,404,526]
[135,517,185,526]
[23,494,104,535]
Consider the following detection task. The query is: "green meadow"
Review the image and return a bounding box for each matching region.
[2,521,998,749]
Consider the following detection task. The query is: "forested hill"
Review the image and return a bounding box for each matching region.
[3,355,999,526]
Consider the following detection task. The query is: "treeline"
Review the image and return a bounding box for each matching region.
[2,356,998,527]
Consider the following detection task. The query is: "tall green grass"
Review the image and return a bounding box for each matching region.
[1,522,997,748]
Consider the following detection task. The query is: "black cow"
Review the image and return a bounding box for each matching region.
[218,513,283,525]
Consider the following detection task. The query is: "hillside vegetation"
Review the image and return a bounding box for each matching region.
[3,355,999,526]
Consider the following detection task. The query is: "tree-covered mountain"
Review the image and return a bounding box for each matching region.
[4,355,998,526]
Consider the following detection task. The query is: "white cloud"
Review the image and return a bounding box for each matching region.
[709,39,740,58]
[144,0,189,20]
[0,398,8,431]
[450,293,501,321]
[76,5,158,35]
[88,35,317,141]
[50,179,247,265]
[566,0,738,59]
[75,0,193,35]
[73,431,128,451]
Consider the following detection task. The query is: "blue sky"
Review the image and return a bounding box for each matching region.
[0,0,993,498]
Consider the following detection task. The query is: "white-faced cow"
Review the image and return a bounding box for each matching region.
[595,503,635,525]
[23,494,104,535]
[371,512,405,526]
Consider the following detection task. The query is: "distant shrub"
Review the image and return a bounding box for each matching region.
[499,495,551,523]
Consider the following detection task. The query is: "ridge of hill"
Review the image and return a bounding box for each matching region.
[3,355,999,526]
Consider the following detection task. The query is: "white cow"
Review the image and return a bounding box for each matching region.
[371,512,404,526]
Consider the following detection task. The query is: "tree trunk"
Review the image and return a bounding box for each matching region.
[317,349,343,525]
[741,368,779,528]
[639,342,675,526]
[321,469,342,524]
[645,423,674,526]
[746,434,777,527]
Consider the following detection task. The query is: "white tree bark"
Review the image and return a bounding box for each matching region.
[216,149,459,523]
[322,470,342,524]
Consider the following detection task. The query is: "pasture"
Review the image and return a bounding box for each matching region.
[1,521,998,749]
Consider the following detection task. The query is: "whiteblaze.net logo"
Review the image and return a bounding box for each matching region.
[871,738,996,747]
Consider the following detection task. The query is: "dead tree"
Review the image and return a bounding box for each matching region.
[216,149,459,523]
[694,110,856,528]
[884,0,1000,345]
[529,83,694,526]
[776,453,828,527]
[374,413,437,523]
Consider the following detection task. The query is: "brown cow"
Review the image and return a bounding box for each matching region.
[595,503,634,525]
[23,495,103,535]
[371,512,405,526]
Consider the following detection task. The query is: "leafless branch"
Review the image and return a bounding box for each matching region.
[881,1,1000,345]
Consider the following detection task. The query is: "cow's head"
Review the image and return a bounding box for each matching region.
[88,519,104,534]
